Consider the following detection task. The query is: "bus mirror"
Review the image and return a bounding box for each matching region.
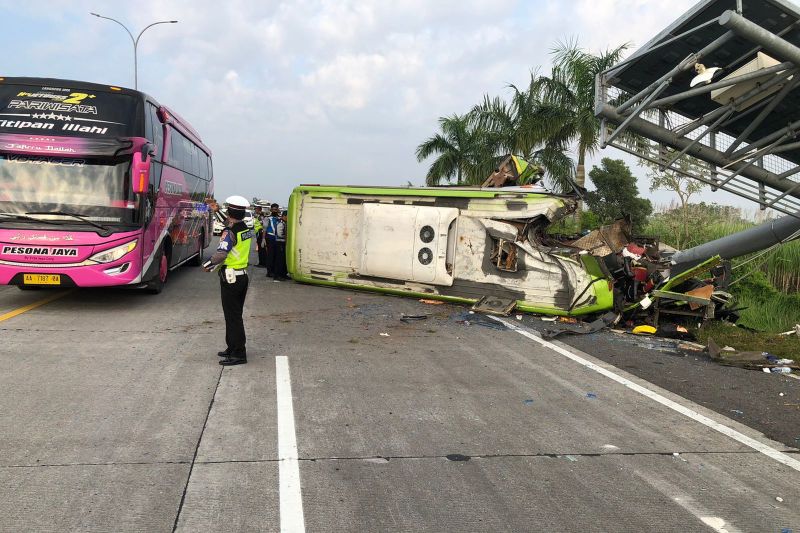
[132,151,151,194]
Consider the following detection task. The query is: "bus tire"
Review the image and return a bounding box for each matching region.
[190,233,205,266]
[146,245,169,294]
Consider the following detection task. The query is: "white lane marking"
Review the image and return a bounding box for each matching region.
[492,317,800,473]
[700,516,736,533]
[276,356,306,533]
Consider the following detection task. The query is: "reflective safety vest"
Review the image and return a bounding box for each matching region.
[223,223,253,269]
[253,215,263,233]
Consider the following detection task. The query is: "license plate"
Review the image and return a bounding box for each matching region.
[23,274,61,285]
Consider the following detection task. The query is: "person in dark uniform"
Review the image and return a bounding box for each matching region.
[265,202,288,280]
[203,195,253,366]
[253,205,268,268]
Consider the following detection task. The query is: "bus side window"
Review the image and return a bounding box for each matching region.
[148,104,163,159]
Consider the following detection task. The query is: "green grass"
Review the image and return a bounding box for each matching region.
[728,273,800,332]
[695,321,799,363]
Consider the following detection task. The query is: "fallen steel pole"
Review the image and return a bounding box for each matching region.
[671,212,800,270]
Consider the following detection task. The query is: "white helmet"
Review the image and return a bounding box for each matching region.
[225,195,250,209]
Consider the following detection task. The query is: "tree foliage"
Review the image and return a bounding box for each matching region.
[415,114,497,186]
[470,75,575,191]
[536,41,629,196]
[585,158,652,230]
[642,155,706,249]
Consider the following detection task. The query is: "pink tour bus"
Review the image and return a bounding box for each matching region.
[0,77,213,293]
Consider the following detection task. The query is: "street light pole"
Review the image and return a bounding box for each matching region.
[90,13,178,90]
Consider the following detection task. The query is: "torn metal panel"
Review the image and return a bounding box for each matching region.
[571,219,632,257]
[471,296,516,316]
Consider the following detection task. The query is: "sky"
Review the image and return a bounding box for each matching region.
[1,0,760,211]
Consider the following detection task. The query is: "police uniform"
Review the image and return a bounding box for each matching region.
[265,211,287,279]
[206,197,253,366]
[254,211,267,267]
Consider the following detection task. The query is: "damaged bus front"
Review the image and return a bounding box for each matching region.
[287,186,615,316]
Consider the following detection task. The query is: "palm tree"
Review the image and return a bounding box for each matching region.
[416,114,497,186]
[471,74,575,191]
[535,41,629,215]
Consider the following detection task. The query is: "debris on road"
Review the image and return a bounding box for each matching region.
[400,314,428,322]
[541,312,619,339]
[632,325,657,335]
[451,311,507,330]
[419,299,445,305]
[380,332,390,337]
[708,338,800,373]
[471,295,516,316]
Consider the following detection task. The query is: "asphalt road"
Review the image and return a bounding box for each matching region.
[0,247,798,532]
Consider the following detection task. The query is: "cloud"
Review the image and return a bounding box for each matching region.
[1,0,730,206]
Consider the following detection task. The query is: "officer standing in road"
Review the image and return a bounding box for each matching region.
[253,205,267,268]
[265,202,288,280]
[203,195,253,366]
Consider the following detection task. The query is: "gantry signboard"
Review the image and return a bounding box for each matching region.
[596,0,800,217]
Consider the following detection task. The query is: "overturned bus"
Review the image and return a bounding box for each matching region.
[286,185,614,316]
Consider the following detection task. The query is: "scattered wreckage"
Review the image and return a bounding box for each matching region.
[287,176,800,332]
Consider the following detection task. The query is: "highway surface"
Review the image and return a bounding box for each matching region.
[0,246,798,532]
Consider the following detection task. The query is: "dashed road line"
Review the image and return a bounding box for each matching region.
[492,316,800,473]
[276,355,306,533]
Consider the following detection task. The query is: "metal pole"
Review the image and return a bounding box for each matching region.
[596,102,800,198]
[720,10,800,67]
[90,13,177,89]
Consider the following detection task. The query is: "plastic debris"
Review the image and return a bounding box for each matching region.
[586,392,598,399]
[678,341,706,352]
[731,409,744,416]
[400,314,428,322]
[540,316,557,322]
[419,299,444,305]
[380,333,390,337]
[776,496,784,503]
[542,312,619,339]
[523,399,534,405]
[632,324,657,335]
[516,314,523,320]
[764,367,792,374]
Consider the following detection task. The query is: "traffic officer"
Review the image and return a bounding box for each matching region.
[265,203,288,280]
[203,195,253,366]
[253,206,267,268]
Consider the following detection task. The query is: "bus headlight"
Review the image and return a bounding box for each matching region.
[89,240,137,263]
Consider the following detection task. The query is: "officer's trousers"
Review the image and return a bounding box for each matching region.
[266,240,287,278]
[220,272,249,355]
[256,230,268,266]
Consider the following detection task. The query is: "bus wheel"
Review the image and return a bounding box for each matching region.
[146,246,169,294]
[190,233,205,266]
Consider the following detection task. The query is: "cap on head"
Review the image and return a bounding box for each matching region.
[225,195,250,210]
[225,195,249,220]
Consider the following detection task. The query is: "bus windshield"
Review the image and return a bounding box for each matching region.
[0,154,140,226]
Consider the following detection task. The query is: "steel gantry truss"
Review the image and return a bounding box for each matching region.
[596,1,800,218]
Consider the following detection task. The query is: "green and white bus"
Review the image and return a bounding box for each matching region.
[286,185,614,316]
